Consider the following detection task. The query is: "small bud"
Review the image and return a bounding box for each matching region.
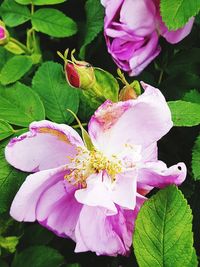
[117,69,141,101]
[0,21,9,45]
[119,84,137,101]
[58,49,96,90]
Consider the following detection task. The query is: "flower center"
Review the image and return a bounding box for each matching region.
[64,147,122,187]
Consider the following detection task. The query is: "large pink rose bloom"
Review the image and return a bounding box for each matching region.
[101,0,194,76]
[5,83,186,256]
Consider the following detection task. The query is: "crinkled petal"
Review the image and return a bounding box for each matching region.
[75,172,117,215]
[75,206,127,256]
[88,82,172,155]
[138,161,187,188]
[10,166,66,222]
[75,195,146,256]
[38,180,82,240]
[5,120,84,172]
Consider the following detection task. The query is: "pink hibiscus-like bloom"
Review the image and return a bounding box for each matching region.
[5,83,186,256]
[101,0,194,76]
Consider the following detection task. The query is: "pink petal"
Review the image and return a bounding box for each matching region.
[138,161,187,188]
[10,166,66,222]
[5,120,84,172]
[75,172,117,215]
[38,180,82,240]
[157,15,194,44]
[120,0,156,36]
[111,170,137,210]
[75,206,127,256]
[88,83,172,154]
[141,142,158,162]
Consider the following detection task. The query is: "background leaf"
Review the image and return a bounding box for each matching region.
[0,120,14,141]
[15,0,65,4]
[192,134,200,180]
[160,0,200,30]
[32,61,79,124]
[31,8,77,37]
[11,245,64,267]
[0,0,31,27]
[0,82,45,127]
[0,139,27,214]
[0,56,33,85]
[134,186,198,267]
[168,100,200,126]
[183,89,200,104]
[79,0,104,59]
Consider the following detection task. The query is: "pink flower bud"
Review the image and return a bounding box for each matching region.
[0,21,9,45]
[61,49,96,90]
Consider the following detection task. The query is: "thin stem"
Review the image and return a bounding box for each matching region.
[31,3,34,15]
[158,69,164,85]
[72,122,87,129]
[9,37,31,54]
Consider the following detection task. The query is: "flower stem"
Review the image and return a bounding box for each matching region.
[158,69,164,85]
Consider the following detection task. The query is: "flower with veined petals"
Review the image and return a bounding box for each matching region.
[5,82,186,256]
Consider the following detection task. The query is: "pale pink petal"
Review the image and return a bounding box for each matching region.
[111,170,137,210]
[101,0,123,28]
[75,206,127,256]
[141,142,158,162]
[138,161,187,188]
[120,0,156,36]
[5,120,84,172]
[158,16,194,44]
[88,83,172,154]
[75,172,117,215]
[38,180,82,240]
[10,166,66,222]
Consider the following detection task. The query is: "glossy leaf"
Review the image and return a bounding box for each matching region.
[32,61,79,124]
[0,82,45,127]
[31,8,77,37]
[0,55,33,85]
[134,186,198,267]
[0,120,14,141]
[168,100,200,126]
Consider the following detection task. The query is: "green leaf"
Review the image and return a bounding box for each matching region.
[11,246,64,267]
[0,259,9,267]
[0,0,31,27]
[32,61,79,124]
[79,0,104,59]
[0,82,45,127]
[134,186,198,267]
[0,47,13,71]
[0,236,19,253]
[192,134,200,180]
[183,89,200,104]
[0,120,14,141]
[31,8,77,37]
[0,55,33,85]
[0,139,27,214]
[168,100,200,126]
[160,0,200,30]
[15,0,65,4]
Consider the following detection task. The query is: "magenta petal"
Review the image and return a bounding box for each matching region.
[138,161,187,188]
[158,16,194,44]
[38,180,82,240]
[88,83,172,154]
[10,166,66,222]
[5,120,84,172]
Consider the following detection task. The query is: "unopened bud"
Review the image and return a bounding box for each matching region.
[58,49,96,90]
[117,69,141,101]
[0,21,9,45]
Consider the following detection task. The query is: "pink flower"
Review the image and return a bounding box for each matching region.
[0,26,5,40]
[5,83,186,256]
[101,0,194,76]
